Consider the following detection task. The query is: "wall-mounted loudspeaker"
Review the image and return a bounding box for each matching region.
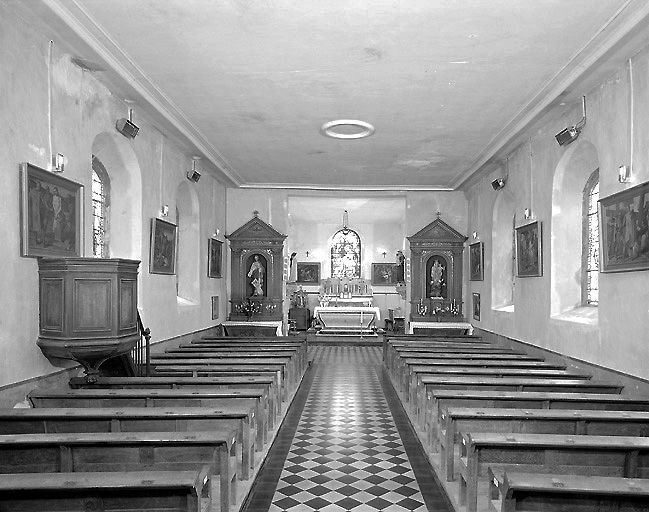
[555,126,580,146]
[491,178,506,191]
[186,170,201,182]
[116,118,139,139]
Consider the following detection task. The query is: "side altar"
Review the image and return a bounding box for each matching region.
[407,214,469,333]
[313,278,379,336]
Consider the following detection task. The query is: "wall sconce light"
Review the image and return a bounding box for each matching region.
[161,205,169,217]
[187,157,201,182]
[50,153,67,173]
[213,228,220,237]
[472,231,478,240]
[524,208,532,219]
[555,96,586,146]
[491,178,506,191]
[618,165,632,183]
[116,108,139,139]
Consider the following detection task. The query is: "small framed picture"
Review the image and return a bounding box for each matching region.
[208,238,223,278]
[296,262,320,284]
[211,296,219,320]
[469,242,484,281]
[150,218,177,275]
[371,262,399,285]
[599,180,649,273]
[515,221,542,277]
[472,292,481,321]
[19,162,84,258]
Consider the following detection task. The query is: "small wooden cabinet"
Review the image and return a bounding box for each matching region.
[289,307,310,330]
[37,258,140,378]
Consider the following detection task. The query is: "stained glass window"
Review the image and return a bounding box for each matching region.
[582,170,599,306]
[91,156,109,258]
[331,229,361,278]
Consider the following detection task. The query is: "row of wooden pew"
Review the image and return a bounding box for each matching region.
[0,334,309,512]
[383,333,649,512]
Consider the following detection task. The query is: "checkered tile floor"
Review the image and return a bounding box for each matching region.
[262,346,448,511]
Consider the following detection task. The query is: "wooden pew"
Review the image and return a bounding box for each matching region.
[28,388,265,466]
[0,431,238,512]
[69,375,279,431]
[489,472,649,512]
[414,376,623,426]
[426,390,649,446]
[391,358,568,398]
[386,346,522,372]
[383,336,487,363]
[0,470,210,512]
[0,406,260,479]
[405,366,589,409]
[442,407,649,482]
[150,352,303,381]
[151,366,289,402]
[459,432,649,512]
[150,361,292,396]
[168,346,307,374]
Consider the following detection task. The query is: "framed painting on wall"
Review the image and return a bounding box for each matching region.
[150,218,177,275]
[469,242,484,281]
[515,221,542,277]
[296,262,320,284]
[371,262,399,285]
[19,162,84,258]
[211,296,219,320]
[472,292,481,321]
[599,180,649,273]
[207,238,223,278]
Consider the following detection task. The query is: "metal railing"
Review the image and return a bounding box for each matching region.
[133,312,151,376]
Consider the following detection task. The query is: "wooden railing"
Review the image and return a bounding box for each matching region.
[133,312,151,376]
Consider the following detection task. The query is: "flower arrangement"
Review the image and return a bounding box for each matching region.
[236,297,261,319]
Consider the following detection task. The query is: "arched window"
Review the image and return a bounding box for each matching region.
[582,170,599,306]
[91,155,110,258]
[331,229,361,278]
[491,192,516,310]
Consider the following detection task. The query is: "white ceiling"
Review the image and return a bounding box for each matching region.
[43,0,649,190]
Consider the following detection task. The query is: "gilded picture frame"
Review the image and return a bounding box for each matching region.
[150,218,177,275]
[208,238,223,278]
[515,221,542,277]
[599,180,649,273]
[469,242,484,281]
[19,162,84,258]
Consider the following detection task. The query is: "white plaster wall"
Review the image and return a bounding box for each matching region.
[0,4,228,388]
[466,44,649,379]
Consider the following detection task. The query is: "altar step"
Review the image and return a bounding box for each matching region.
[307,331,382,346]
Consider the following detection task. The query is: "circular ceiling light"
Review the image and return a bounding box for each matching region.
[320,119,375,139]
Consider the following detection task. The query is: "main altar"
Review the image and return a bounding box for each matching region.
[313,278,379,336]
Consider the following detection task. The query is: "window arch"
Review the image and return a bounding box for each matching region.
[491,191,516,310]
[176,182,200,304]
[331,229,361,278]
[582,169,599,306]
[91,155,110,258]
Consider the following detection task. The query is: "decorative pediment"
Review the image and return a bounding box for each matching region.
[226,214,287,242]
[407,217,467,245]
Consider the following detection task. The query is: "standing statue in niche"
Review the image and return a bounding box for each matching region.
[395,250,405,283]
[430,259,445,298]
[248,255,265,296]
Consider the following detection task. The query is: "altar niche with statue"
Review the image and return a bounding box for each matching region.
[407,215,467,324]
[226,213,286,324]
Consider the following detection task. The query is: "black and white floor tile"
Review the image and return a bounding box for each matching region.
[244,345,451,512]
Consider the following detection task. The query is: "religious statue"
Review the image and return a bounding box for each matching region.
[289,252,298,282]
[395,250,405,283]
[247,254,265,296]
[430,259,444,298]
